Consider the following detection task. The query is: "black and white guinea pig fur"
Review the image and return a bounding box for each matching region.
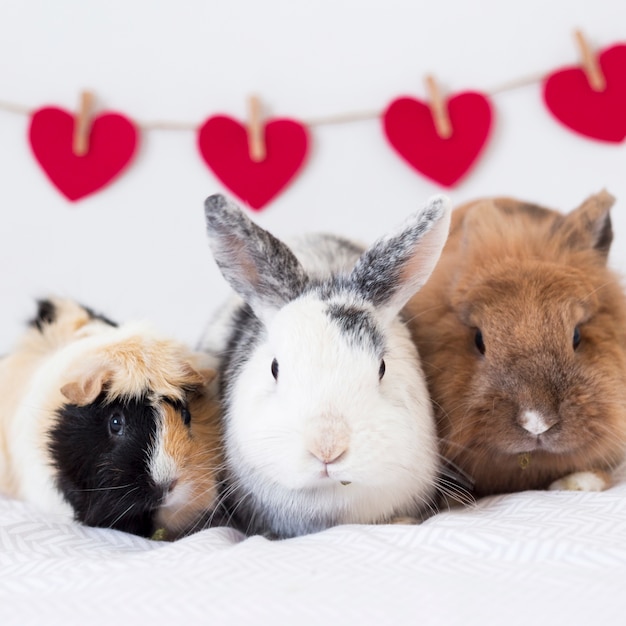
[200,193,453,539]
[0,298,222,539]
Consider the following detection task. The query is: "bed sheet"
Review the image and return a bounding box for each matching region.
[2,471,626,626]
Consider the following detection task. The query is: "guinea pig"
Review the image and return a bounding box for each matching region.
[405,190,626,497]
[199,193,452,538]
[0,297,222,539]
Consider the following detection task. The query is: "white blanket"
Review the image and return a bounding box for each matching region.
[2,473,626,626]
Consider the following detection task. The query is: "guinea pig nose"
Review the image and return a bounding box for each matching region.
[166,478,179,493]
[519,410,557,436]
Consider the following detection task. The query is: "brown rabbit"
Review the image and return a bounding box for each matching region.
[406,190,626,497]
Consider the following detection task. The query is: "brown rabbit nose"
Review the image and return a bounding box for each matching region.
[518,410,557,436]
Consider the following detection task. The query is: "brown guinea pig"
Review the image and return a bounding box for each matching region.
[406,190,626,497]
[0,297,223,539]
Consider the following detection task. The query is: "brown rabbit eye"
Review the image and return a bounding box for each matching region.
[379,359,386,380]
[108,411,126,437]
[271,358,279,381]
[474,329,486,355]
[573,326,581,350]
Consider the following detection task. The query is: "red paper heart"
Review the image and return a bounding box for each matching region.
[28,107,138,201]
[543,44,626,143]
[197,115,309,210]
[382,92,493,187]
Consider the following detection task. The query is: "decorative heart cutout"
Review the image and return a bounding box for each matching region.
[197,115,309,210]
[28,107,138,202]
[382,92,493,187]
[542,44,626,143]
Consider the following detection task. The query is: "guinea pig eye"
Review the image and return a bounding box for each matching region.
[271,358,279,381]
[378,358,386,380]
[108,411,126,437]
[474,329,486,355]
[573,326,581,350]
[180,406,191,426]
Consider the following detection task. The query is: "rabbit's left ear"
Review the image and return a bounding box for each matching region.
[204,194,309,322]
[350,195,451,320]
[562,190,615,259]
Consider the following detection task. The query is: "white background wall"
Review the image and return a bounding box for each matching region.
[0,0,625,350]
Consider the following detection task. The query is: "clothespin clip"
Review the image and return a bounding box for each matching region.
[72,91,95,156]
[424,74,453,139]
[574,29,606,92]
[247,94,266,162]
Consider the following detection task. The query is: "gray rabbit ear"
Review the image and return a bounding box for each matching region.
[204,195,308,319]
[350,195,451,319]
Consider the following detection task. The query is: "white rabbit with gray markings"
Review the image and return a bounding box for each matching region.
[201,193,451,538]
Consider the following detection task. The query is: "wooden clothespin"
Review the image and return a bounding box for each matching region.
[72,91,95,156]
[574,30,606,92]
[247,95,266,162]
[424,75,453,139]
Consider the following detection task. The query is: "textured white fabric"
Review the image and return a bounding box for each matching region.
[2,476,626,626]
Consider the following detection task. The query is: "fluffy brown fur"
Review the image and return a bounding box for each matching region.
[406,190,626,497]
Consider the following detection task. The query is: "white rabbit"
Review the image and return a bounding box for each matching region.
[201,194,451,538]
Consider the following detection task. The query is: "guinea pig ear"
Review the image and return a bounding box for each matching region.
[561,189,615,259]
[350,194,451,319]
[204,194,309,322]
[198,367,217,385]
[183,363,217,387]
[60,367,111,406]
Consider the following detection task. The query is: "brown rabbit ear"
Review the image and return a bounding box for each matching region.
[560,190,615,258]
[60,368,112,406]
[458,199,506,256]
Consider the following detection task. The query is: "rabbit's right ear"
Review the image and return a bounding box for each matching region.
[561,189,615,259]
[350,195,451,321]
[204,195,309,320]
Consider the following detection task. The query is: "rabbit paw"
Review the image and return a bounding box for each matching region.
[548,470,609,492]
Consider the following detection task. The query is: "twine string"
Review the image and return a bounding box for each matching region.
[0,68,564,130]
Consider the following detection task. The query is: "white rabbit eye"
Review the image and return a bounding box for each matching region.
[108,411,126,437]
[271,358,279,381]
[573,326,581,350]
[378,359,386,380]
[474,329,485,355]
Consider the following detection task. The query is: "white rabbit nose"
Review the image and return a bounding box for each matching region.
[519,410,556,436]
[309,444,348,466]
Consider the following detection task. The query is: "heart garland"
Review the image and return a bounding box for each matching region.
[543,44,626,143]
[382,92,493,187]
[28,107,139,202]
[19,37,626,208]
[197,115,309,211]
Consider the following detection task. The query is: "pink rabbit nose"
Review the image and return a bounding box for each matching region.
[309,444,348,466]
